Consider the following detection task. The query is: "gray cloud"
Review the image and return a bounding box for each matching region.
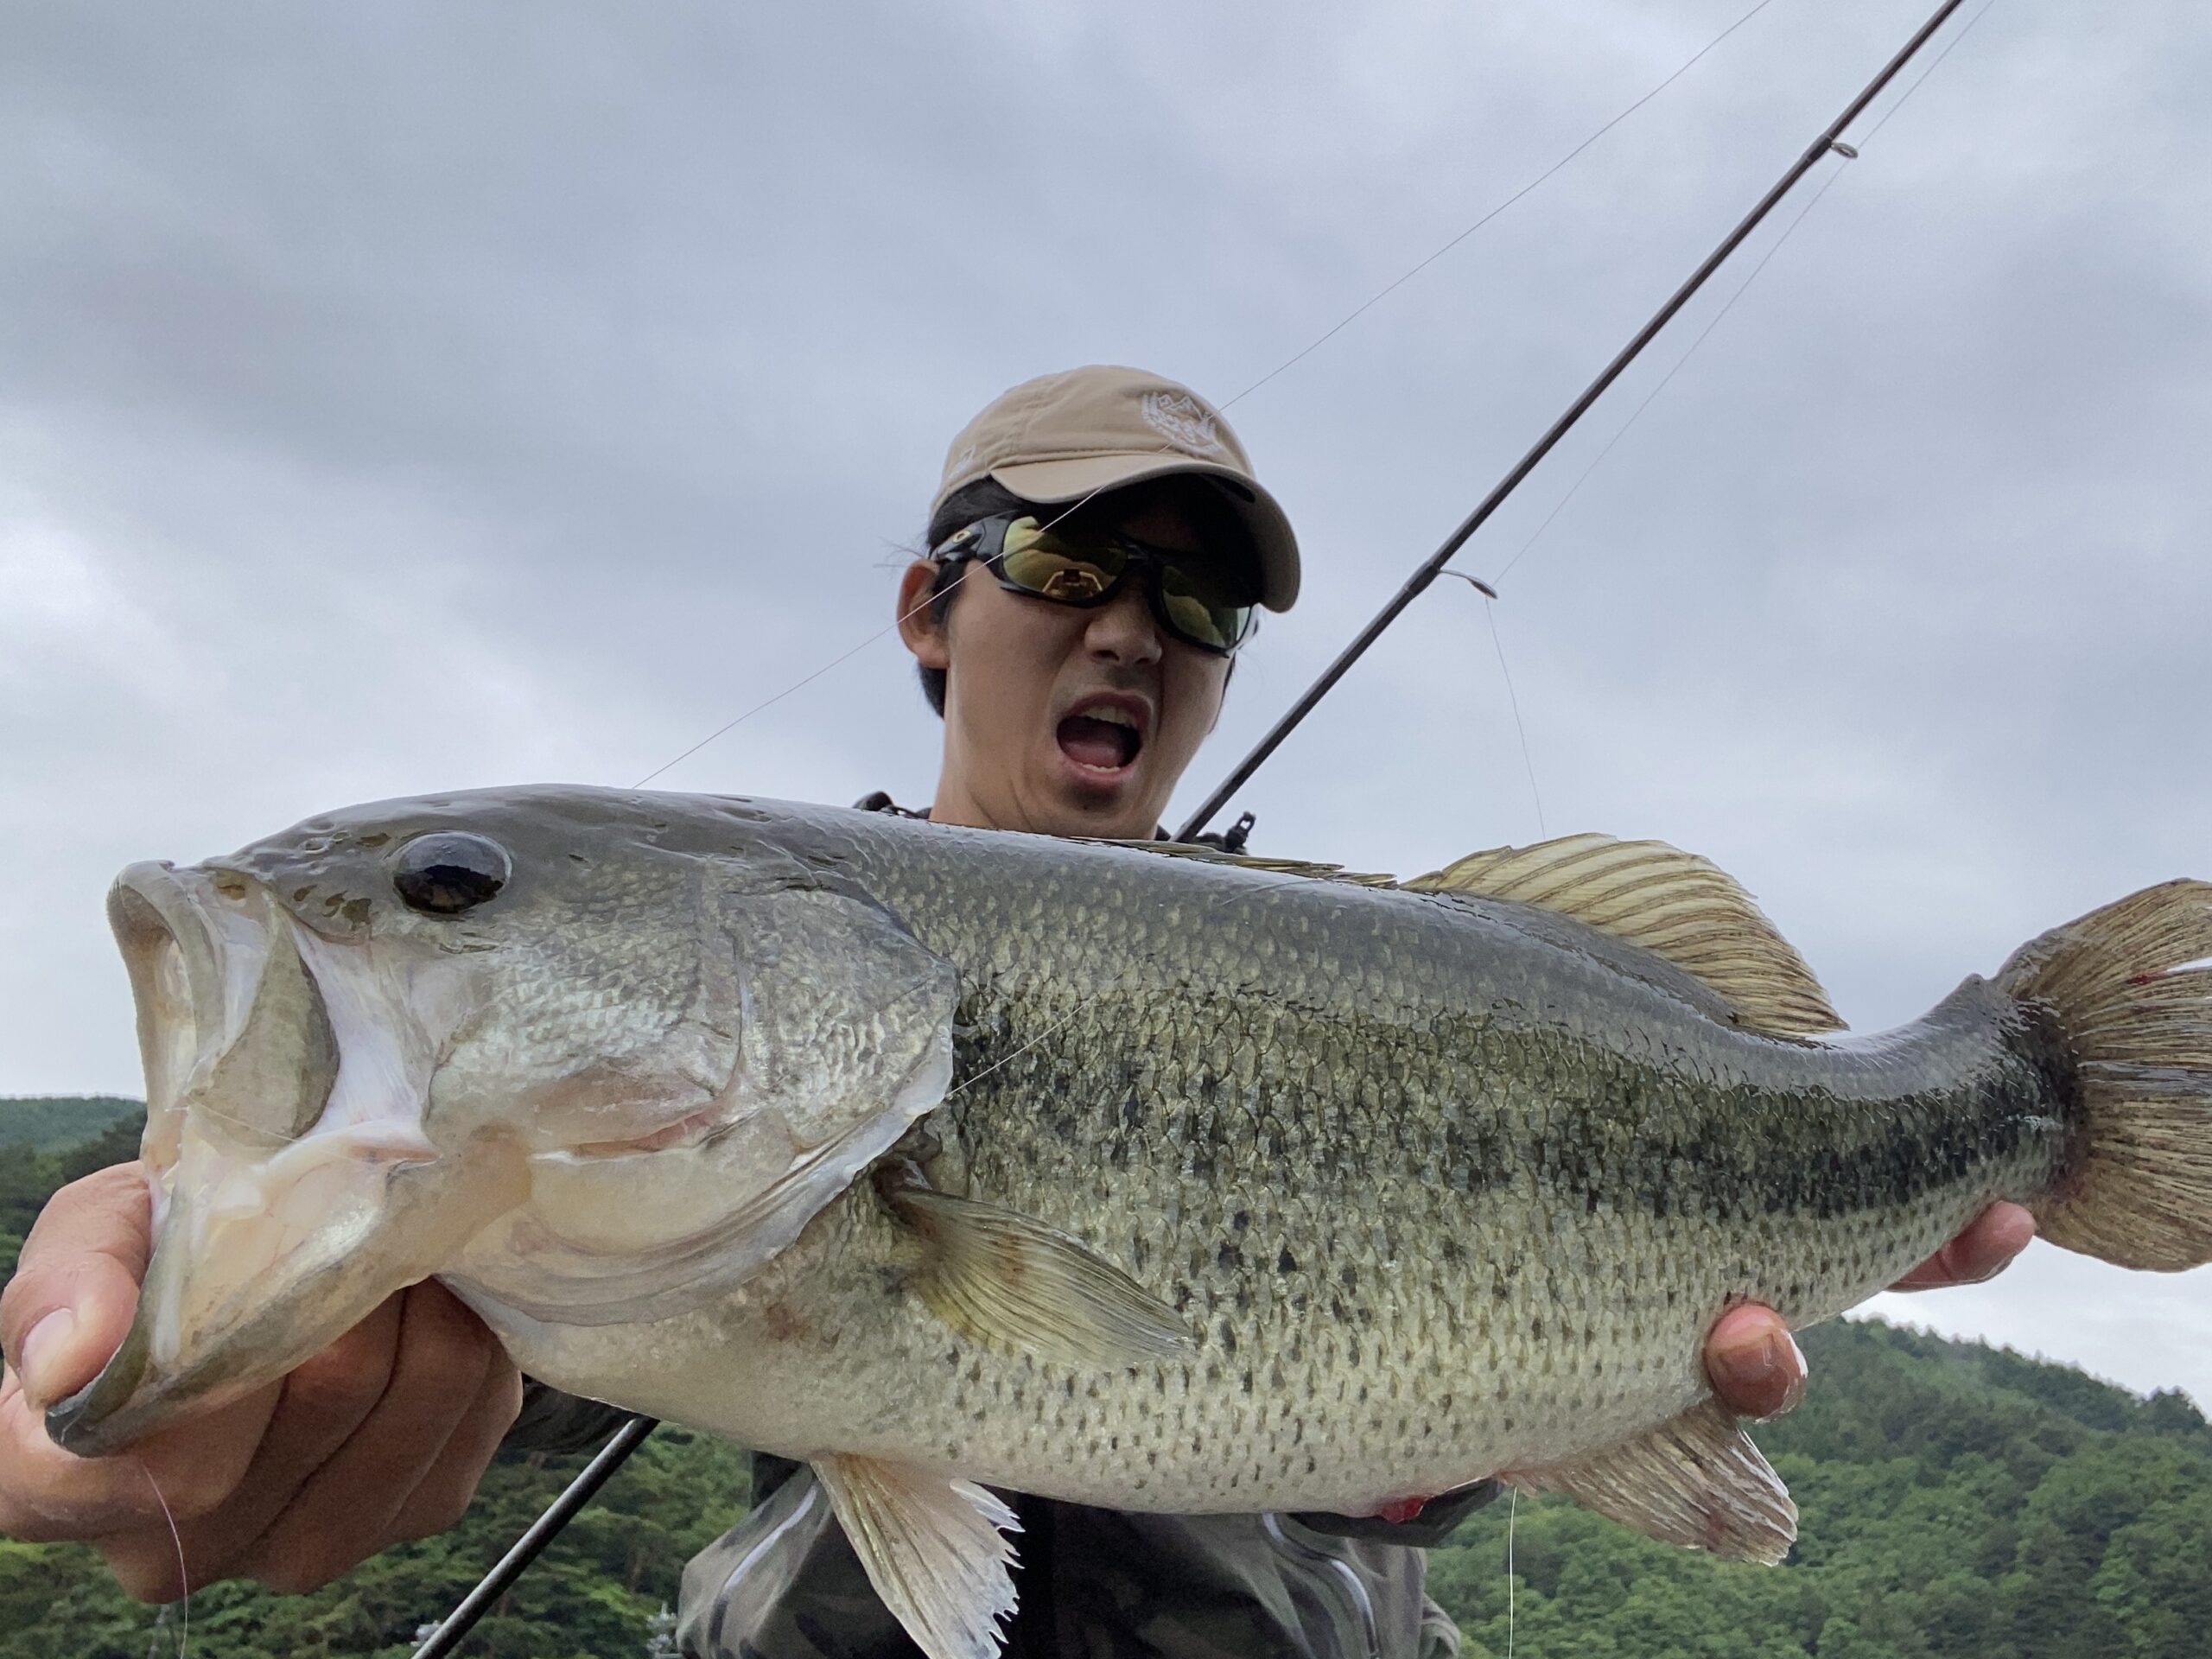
[4,0,2209,1404]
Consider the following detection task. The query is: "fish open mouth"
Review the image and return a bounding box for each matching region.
[107,863,340,1176]
[1056,703,1147,775]
[48,864,343,1452]
[48,863,519,1458]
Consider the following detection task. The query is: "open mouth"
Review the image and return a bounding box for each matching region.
[1055,701,1148,776]
[109,864,340,1171]
[49,863,466,1458]
[43,866,345,1452]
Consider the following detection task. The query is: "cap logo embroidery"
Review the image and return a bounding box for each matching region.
[948,443,978,478]
[1139,391,1226,456]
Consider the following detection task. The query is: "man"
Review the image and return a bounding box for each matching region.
[675,366,2042,1656]
[0,365,2034,1655]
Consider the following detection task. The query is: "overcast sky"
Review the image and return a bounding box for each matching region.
[4,1,2209,1412]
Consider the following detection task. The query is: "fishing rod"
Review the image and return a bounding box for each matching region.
[411,1412,659,1658]
[415,4,1975,1651]
[1176,0,1974,844]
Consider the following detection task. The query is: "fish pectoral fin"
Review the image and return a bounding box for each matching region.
[814,1454,1021,1659]
[1406,834,1845,1039]
[886,1183,1198,1369]
[1505,1397,1798,1563]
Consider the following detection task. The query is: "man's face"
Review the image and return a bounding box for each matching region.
[900,490,1241,841]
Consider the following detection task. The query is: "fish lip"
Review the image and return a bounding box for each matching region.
[70,862,359,1454]
[42,1319,150,1455]
[109,863,225,1107]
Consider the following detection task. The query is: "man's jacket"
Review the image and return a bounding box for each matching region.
[671,1453,1487,1659]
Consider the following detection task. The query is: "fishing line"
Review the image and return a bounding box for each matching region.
[1178,0,1982,842]
[1490,159,1850,589]
[631,603,935,790]
[631,483,1132,790]
[1505,1487,1518,1659]
[1217,0,1788,413]
[133,1457,189,1658]
[1486,600,1546,840]
[1434,571,1545,837]
[1486,0,2002,591]
[1862,0,2003,142]
[631,1,1786,791]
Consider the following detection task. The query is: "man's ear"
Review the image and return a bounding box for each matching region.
[897,562,952,671]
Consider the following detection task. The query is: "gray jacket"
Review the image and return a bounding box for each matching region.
[508,1384,1493,1659]
[677,1452,1490,1659]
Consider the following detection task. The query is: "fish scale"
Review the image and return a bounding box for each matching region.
[664,821,2074,1516]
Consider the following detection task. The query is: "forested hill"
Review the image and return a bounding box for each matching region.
[0,1098,145,1281]
[1435,1319,2212,1658]
[0,1094,139,1151]
[3,1105,2209,1657]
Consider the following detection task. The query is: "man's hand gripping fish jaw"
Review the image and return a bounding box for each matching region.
[48,854,524,1455]
[47,793,962,1461]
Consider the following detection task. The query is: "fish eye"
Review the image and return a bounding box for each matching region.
[391,832,512,915]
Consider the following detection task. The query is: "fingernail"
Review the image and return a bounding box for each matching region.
[18,1308,77,1407]
[1713,1328,1805,1420]
[1777,1334,1808,1417]
[1711,1326,1777,1390]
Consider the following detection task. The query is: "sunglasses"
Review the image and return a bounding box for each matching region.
[931,514,1259,656]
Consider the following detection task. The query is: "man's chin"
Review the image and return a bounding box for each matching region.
[1042,759,1160,839]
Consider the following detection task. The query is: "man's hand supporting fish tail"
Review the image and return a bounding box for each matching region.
[1707,1202,2037,1418]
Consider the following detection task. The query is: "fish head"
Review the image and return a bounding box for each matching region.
[51,789,957,1456]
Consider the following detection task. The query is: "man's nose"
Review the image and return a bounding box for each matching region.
[1082,586,1163,666]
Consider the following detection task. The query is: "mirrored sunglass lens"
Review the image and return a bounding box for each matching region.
[1160,565,1253,650]
[999,523,1125,603]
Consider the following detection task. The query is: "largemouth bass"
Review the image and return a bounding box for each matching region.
[45,788,2212,1659]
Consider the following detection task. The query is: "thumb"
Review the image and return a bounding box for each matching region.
[1,1164,153,1411]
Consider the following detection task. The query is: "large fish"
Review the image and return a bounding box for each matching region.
[45,788,2212,1659]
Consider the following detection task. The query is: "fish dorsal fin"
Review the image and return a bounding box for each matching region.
[1506,1397,1798,1563]
[1406,834,1845,1038]
[815,1454,1021,1659]
[884,1179,1198,1369]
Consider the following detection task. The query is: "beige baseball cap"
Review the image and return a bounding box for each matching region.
[932,365,1300,611]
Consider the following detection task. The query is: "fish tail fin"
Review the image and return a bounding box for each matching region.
[1995,879,2212,1270]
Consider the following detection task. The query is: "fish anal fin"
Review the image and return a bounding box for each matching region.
[1507,1397,1797,1563]
[815,1454,1021,1659]
[1408,834,1845,1039]
[885,1180,1197,1369]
